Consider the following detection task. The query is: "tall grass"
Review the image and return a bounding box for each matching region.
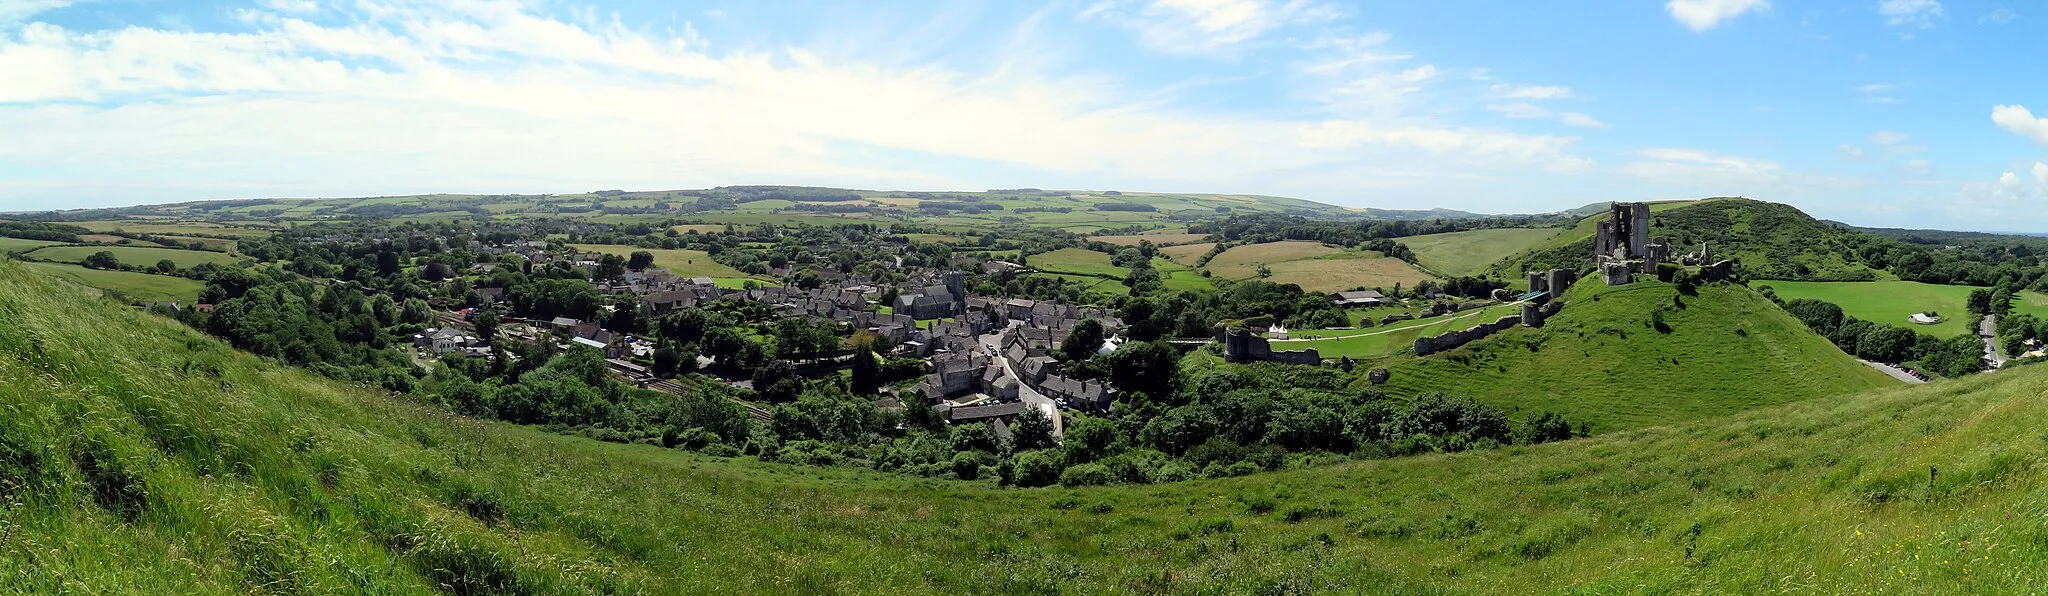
[6,259,2048,593]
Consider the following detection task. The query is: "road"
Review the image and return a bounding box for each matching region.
[1981,315,2007,370]
[979,320,1063,439]
[1858,359,1926,384]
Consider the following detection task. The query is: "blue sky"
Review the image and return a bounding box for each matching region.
[2,0,2047,230]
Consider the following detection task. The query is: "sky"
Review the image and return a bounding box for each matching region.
[1,0,2047,230]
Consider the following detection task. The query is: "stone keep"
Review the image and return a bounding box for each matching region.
[1521,302,1545,327]
[1600,261,1634,286]
[1544,269,1576,296]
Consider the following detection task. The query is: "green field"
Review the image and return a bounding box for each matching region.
[1272,303,1527,358]
[1207,241,1437,293]
[0,237,61,253]
[1754,280,2009,338]
[1401,227,1564,277]
[567,244,764,280]
[73,220,276,238]
[1371,279,1895,432]
[17,259,2048,592]
[26,245,243,268]
[22,261,205,303]
[1029,247,1127,278]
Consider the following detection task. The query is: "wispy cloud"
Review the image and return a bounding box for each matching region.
[1666,0,1771,31]
[1981,8,2017,24]
[1079,0,1338,57]
[0,0,1594,207]
[1878,0,1944,28]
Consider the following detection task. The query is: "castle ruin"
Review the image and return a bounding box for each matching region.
[1220,325,1321,365]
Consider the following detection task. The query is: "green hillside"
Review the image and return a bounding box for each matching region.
[15,257,2048,593]
[1367,278,1896,431]
[1489,198,1876,282]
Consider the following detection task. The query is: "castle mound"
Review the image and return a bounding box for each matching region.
[1366,277,1895,431]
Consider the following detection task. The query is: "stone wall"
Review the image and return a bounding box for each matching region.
[1413,315,1523,356]
[1220,326,1322,365]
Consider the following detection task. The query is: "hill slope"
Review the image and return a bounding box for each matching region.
[1367,278,1896,431]
[10,259,2048,593]
[1489,198,1877,282]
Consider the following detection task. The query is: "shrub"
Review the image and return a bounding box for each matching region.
[1010,450,1063,488]
[1058,463,1116,488]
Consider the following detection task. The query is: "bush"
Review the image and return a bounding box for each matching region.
[1010,450,1063,487]
[951,452,982,480]
[1058,463,1116,487]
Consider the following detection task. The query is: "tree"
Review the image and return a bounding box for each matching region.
[376,251,401,276]
[1058,415,1121,465]
[1517,411,1575,444]
[1011,407,1056,451]
[82,251,120,270]
[754,360,802,403]
[1106,341,1182,406]
[654,343,684,377]
[155,259,178,274]
[595,254,628,283]
[846,331,884,394]
[1059,319,1107,363]
[627,251,656,271]
[1009,450,1062,487]
[400,297,432,325]
[1991,288,2015,317]
[468,309,497,346]
[1968,288,1994,315]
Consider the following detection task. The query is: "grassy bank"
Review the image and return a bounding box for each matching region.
[7,258,2048,593]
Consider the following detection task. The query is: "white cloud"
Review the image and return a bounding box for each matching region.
[0,0,73,26]
[1666,0,1771,31]
[0,1,1594,207]
[1623,148,1781,187]
[1490,83,1573,100]
[1868,130,1910,145]
[1838,144,1866,161]
[1993,104,2048,146]
[1879,0,1944,28]
[1080,0,1337,56]
[1982,8,2017,24]
[1559,112,1607,128]
[259,0,317,14]
[2002,171,2022,188]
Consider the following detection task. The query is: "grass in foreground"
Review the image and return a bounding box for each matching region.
[11,259,2048,593]
[1370,279,1895,431]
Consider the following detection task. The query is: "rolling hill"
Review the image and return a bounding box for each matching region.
[1488,198,1877,283]
[8,258,2048,592]
[1365,277,1897,431]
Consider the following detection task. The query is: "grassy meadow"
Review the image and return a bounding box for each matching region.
[566,244,762,280]
[1159,242,1219,265]
[1371,279,1895,432]
[1752,280,2047,338]
[1402,227,1565,277]
[26,245,243,268]
[22,261,206,303]
[1089,232,1211,246]
[1272,303,1527,359]
[0,237,61,253]
[1205,241,1437,293]
[12,258,2048,592]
